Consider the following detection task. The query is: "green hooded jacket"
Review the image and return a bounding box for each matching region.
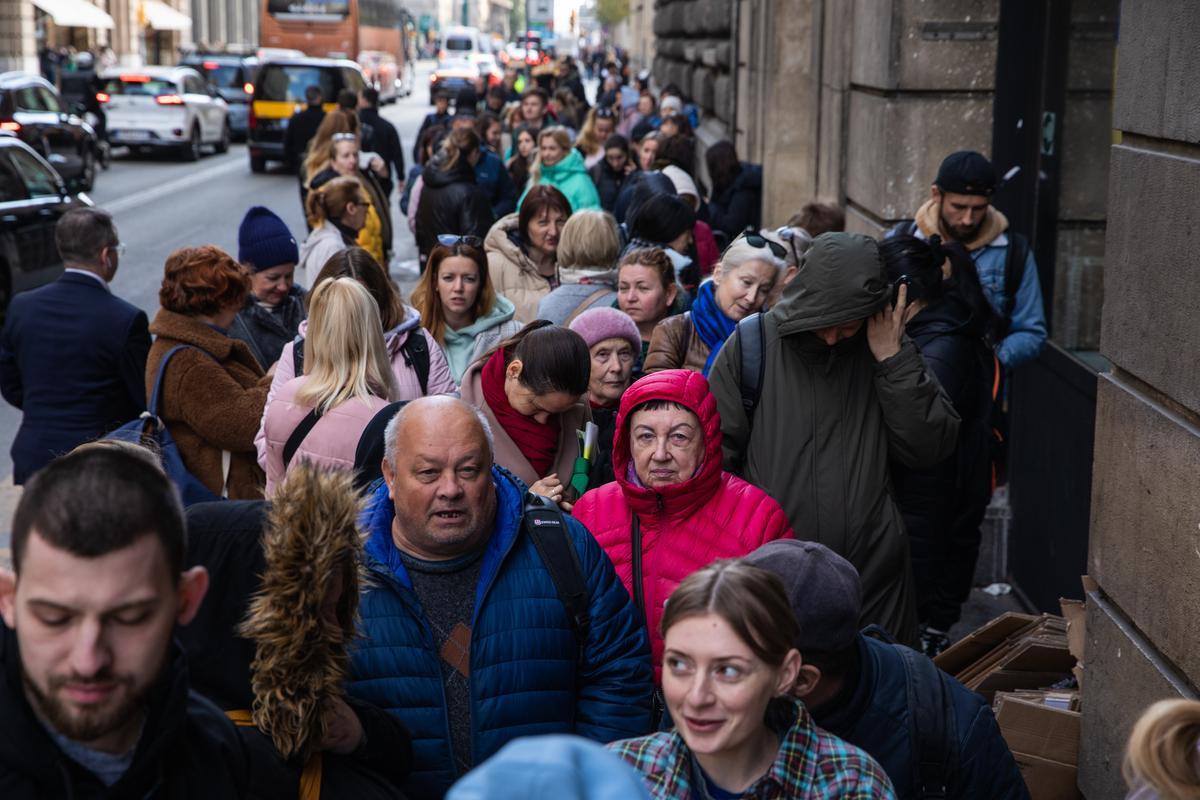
[708,233,960,644]
[518,148,602,213]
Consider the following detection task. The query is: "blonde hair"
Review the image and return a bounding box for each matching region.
[1125,699,1200,798]
[294,277,398,413]
[529,127,573,186]
[575,107,606,157]
[557,209,620,269]
[436,128,480,173]
[303,109,358,183]
[304,176,368,228]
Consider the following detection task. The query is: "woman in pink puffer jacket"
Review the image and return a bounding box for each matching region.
[572,368,794,679]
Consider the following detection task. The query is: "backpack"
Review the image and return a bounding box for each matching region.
[292,329,431,395]
[105,345,228,507]
[735,312,767,424]
[863,625,960,798]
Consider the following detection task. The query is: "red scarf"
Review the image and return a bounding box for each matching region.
[482,349,561,477]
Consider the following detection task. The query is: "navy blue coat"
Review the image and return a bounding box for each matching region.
[349,467,655,798]
[475,147,518,218]
[0,272,150,483]
[813,634,1029,799]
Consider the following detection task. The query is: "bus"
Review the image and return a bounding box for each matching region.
[260,0,412,80]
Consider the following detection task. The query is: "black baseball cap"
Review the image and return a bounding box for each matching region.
[934,150,996,196]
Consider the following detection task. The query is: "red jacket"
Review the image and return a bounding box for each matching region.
[573,369,793,678]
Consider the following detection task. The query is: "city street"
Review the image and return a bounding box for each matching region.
[0,66,437,559]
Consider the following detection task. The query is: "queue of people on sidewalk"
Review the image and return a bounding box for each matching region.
[0,54,1058,797]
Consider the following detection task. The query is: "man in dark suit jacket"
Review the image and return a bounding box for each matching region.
[0,207,150,483]
[358,87,403,198]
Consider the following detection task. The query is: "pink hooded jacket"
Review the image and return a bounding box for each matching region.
[572,369,794,678]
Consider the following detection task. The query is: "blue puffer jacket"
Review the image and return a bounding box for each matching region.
[812,634,1029,800]
[348,467,655,799]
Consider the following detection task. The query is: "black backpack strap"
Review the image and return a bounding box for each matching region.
[736,313,766,422]
[282,409,322,469]
[888,219,919,239]
[523,493,591,658]
[996,232,1029,341]
[292,335,305,377]
[896,644,959,799]
[400,331,431,395]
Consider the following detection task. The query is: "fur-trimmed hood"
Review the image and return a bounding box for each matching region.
[240,464,367,759]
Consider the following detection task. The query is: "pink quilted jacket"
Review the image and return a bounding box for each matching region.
[572,369,794,679]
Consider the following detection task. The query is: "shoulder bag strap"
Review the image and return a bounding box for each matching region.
[282,409,322,470]
[292,335,305,377]
[147,344,194,418]
[563,287,613,327]
[631,513,646,620]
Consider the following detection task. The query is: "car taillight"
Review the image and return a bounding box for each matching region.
[244,83,254,95]
[156,94,184,105]
[431,74,439,82]
[96,92,110,103]
[0,121,20,132]
[203,61,220,70]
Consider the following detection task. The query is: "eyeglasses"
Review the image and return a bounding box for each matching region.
[332,132,357,142]
[437,234,483,248]
[736,227,787,260]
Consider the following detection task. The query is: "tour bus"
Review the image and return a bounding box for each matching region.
[260,0,413,86]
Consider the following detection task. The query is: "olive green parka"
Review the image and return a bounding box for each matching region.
[709,233,960,644]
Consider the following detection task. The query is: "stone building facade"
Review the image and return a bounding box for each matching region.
[1079,1,1200,796]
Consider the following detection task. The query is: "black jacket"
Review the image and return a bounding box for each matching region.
[890,294,994,627]
[0,272,151,484]
[359,108,404,195]
[586,403,619,490]
[284,106,326,167]
[588,160,635,212]
[415,155,495,260]
[412,110,452,164]
[228,286,306,370]
[0,626,249,799]
[707,162,763,241]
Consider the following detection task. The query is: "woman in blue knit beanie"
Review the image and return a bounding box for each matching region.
[228,206,305,369]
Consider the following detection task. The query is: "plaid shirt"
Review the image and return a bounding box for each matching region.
[609,699,896,799]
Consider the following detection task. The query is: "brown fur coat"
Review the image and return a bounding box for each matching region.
[146,308,270,499]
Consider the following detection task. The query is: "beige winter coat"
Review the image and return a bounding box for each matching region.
[484,213,558,324]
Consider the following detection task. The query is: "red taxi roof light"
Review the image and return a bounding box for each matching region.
[203,61,220,70]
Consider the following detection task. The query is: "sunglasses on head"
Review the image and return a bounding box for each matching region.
[737,227,788,259]
[595,107,615,119]
[437,234,483,248]
[332,132,357,142]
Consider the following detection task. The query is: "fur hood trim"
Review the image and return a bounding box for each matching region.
[240,464,366,759]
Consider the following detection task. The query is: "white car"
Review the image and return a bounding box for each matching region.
[98,66,230,161]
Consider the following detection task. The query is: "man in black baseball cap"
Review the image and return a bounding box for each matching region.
[743,540,1030,800]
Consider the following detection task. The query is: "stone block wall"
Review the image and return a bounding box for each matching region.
[0,2,37,74]
[1079,1,1200,797]
[651,0,735,129]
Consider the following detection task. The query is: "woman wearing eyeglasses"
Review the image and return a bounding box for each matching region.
[414,128,495,269]
[307,132,393,268]
[645,231,787,376]
[410,236,522,385]
[575,106,617,169]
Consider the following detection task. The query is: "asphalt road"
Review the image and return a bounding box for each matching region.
[0,63,439,558]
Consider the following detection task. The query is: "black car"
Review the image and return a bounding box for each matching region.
[180,53,259,140]
[0,134,90,317]
[0,72,98,192]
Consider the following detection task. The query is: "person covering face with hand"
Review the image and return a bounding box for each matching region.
[707,232,961,645]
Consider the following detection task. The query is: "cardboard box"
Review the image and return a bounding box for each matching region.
[995,693,1083,800]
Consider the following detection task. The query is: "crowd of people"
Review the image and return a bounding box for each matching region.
[0,50,1073,800]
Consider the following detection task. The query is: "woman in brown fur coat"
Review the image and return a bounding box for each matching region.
[146,245,271,499]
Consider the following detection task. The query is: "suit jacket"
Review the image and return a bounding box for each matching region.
[0,272,150,483]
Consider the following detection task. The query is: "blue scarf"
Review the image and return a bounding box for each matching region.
[691,281,736,376]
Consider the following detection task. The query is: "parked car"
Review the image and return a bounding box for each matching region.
[248,57,364,173]
[0,133,91,318]
[99,66,230,161]
[0,72,99,192]
[180,53,259,140]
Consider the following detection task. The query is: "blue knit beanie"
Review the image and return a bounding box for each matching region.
[237,206,299,271]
